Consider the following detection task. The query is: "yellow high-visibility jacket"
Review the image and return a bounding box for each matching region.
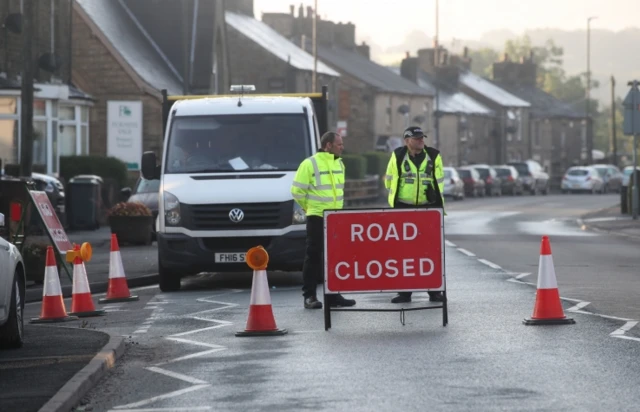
[291,151,345,217]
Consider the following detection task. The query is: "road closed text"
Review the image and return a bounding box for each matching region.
[335,258,435,280]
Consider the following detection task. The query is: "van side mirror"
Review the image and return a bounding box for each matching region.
[120,187,132,201]
[141,151,159,180]
[0,213,4,228]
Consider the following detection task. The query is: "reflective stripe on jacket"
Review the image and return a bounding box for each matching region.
[291,151,345,217]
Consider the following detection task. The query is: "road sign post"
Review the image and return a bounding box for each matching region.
[323,208,447,330]
[623,80,640,219]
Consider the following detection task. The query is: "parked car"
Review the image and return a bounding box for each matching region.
[561,166,605,194]
[622,166,640,188]
[443,167,464,200]
[470,164,502,196]
[507,160,549,195]
[31,173,66,226]
[0,213,26,349]
[457,167,485,197]
[592,164,623,193]
[122,177,160,238]
[493,165,524,195]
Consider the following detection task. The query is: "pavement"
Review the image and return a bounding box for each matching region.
[578,203,640,239]
[7,194,640,411]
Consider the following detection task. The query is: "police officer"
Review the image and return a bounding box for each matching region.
[384,126,445,304]
[291,131,357,310]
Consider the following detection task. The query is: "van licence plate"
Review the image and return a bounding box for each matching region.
[215,253,246,263]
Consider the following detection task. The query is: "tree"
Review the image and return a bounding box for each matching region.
[468,48,499,77]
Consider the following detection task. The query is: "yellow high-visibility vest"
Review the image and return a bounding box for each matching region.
[291,151,345,217]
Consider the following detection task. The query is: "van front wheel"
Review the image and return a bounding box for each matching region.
[158,259,181,292]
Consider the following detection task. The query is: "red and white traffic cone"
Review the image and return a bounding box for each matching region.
[68,245,105,318]
[236,246,287,337]
[523,236,575,325]
[99,234,139,303]
[30,246,78,323]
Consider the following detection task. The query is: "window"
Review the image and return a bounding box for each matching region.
[135,178,160,194]
[0,97,19,165]
[59,104,91,158]
[165,114,312,174]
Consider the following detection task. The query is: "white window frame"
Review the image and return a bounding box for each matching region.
[57,102,91,172]
[0,93,21,167]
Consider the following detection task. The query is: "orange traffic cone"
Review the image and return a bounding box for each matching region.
[236,246,287,337]
[523,236,575,325]
[30,247,78,323]
[99,234,139,303]
[68,244,105,318]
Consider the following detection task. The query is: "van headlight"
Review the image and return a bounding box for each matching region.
[293,202,306,224]
[164,191,181,226]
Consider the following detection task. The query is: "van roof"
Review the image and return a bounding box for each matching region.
[171,96,314,117]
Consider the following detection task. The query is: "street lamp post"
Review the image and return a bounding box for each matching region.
[586,16,597,165]
[433,0,440,149]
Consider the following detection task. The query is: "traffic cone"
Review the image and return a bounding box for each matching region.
[68,245,105,318]
[523,236,575,325]
[30,247,78,323]
[236,246,287,337]
[99,234,139,303]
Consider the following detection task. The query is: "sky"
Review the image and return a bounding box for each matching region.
[253,0,640,48]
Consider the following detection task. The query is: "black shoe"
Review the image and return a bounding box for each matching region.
[329,294,356,307]
[429,293,444,302]
[304,296,322,309]
[391,294,412,304]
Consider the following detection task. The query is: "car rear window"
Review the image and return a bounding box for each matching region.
[475,168,489,178]
[444,169,452,178]
[568,169,589,176]
[594,168,607,177]
[495,168,511,177]
[458,169,471,178]
[509,163,529,175]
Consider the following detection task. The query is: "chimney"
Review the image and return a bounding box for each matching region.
[529,50,534,62]
[290,4,295,16]
[406,51,410,58]
[400,56,420,84]
[492,56,537,87]
[298,3,304,18]
[306,5,313,18]
[463,46,469,58]
[417,48,437,74]
[356,41,370,59]
[503,52,509,62]
[229,0,254,17]
[435,65,461,91]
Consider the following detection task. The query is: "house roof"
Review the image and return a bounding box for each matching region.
[495,83,584,119]
[225,11,339,77]
[459,71,530,108]
[75,0,183,95]
[317,45,432,96]
[387,67,493,116]
[69,84,94,101]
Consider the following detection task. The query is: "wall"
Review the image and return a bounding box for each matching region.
[334,72,374,153]
[71,9,163,156]
[373,94,432,139]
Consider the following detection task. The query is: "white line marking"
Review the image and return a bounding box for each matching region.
[146,366,208,385]
[113,384,210,409]
[170,320,231,337]
[515,273,532,279]
[611,335,640,343]
[567,302,591,312]
[444,240,457,247]
[611,321,639,336]
[133,329,148,334]
[478,259,501,269]
[569,310,635,322]
[560,297,584,303]
[457,248,475,257]
[110,408,211,412]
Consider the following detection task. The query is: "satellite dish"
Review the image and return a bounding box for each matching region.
[38,53,62,73]
[397,104,410,115]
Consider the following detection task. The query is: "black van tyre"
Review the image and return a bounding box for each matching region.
[0,275,25,349]
[158,259,181,292]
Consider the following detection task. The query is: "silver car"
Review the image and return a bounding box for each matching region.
[561,166,605,194]
[443,167,464,200]
[0,213,26,348]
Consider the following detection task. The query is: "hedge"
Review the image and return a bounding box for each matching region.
[341,154,367,180]
[362,151,390,177]
[60,155,129,188]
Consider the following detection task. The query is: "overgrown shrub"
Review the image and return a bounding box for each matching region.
[108,202,152,217]
[60,156,129,188]
[341,154,367,180]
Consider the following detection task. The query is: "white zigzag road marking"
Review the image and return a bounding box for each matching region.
[112,291,241,410]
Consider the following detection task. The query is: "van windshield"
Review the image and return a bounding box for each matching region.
[165,114,311,173]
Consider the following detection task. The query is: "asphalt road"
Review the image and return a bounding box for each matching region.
[22,239,640,411]
[443,193,640,321]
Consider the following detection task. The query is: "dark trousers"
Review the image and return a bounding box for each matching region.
[302,216,324,299]
[393,201,442,299]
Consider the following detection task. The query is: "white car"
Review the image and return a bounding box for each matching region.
[0,213,26,349]
[561,166,605,194]
[443,167,464,200]
[621,166,640,188]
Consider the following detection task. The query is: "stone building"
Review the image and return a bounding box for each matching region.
[0,0,229,175]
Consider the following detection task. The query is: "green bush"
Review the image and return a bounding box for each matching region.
[362,151,390,177]
[60,155,129,188]
[341,154,366,180]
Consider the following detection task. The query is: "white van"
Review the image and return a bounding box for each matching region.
[141,86,329,291]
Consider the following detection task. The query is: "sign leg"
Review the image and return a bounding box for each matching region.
[442,290,448,327]
[323,292,331,331]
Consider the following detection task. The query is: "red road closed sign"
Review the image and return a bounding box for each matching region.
[324,209,444,293]
[29,191,73,255]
